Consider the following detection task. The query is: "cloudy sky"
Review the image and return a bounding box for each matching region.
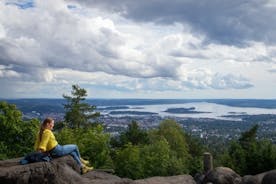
[0,0,276,99]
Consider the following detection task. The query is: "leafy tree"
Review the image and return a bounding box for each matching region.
[56,125,112,169]
[111,121,149,147]
[123,121,149,145]
[157,119,190,161]
[147,119,192,174]
[141,138,170,177]
[166,152,187,175]
[113,143,143,179]
[185,134,204,175]
[79,125,112,168]
[55,126,75,144]
[0,101,39,159]
[63,84,100,128]
[0,142,8,159]
[112,119,205,178]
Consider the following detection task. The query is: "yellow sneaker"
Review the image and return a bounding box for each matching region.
[81,165,93,174]
[80,158,90,165]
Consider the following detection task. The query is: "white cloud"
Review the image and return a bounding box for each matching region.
[176,68,253,90]
[0,24,6,39]
[265,0,276,8]
[0,65,20,79]
[0,0,275,98]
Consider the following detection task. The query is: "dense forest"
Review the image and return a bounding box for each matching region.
[1,85,276,179]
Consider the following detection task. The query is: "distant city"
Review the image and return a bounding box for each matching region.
[3,98,276,145]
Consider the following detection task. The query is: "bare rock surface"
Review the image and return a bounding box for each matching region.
[83,171,134,184]
[0,155,89,184]
[0,156,196,184]
[261,170,276,184]
[242,175,259,184]
[241,170,276,184]
[134,175,196,184]
[203,167,242,184]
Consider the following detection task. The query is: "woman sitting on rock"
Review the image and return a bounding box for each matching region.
[34,117,93,174]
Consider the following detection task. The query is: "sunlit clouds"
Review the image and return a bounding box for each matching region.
[0,0,275,98]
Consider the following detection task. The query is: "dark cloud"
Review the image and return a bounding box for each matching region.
[69,0,276,45]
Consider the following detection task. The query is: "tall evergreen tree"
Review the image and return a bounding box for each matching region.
[63,84,100,128]
[239,124,258,148]
[220,125,276,175]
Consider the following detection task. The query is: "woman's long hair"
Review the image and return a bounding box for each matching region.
[39,117,53,141]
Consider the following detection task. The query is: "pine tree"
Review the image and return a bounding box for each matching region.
[63,84,100,128]
[221,125,276,175]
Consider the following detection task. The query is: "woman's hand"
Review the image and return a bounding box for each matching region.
[37,149,43,153]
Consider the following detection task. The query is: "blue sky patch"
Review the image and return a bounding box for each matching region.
[6,0,34,9]
[67,4,77,10]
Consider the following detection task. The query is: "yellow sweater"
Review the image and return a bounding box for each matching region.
[34,129,58,152]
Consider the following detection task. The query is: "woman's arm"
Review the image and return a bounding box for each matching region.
[37,130,51,152]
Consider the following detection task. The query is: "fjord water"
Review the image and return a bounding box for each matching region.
[98,102,276,121]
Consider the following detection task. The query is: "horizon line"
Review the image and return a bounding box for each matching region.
[1,98,276,100]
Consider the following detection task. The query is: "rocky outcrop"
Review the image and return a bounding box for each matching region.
[200,167,276,184]
[203,167,242,184]
[241,170,276,184]
[3,155,276,184]
[0,156,196,184]
[241,175,259,184]
[0,156,89,184]
[261,170,276,184]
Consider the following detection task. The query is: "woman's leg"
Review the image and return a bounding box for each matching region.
[52,144,82,166]
[62,144,81,158]
[62,144,82,166]
[69,151,82,166]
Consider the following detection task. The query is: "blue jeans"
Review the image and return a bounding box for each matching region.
[51,144,82,167]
